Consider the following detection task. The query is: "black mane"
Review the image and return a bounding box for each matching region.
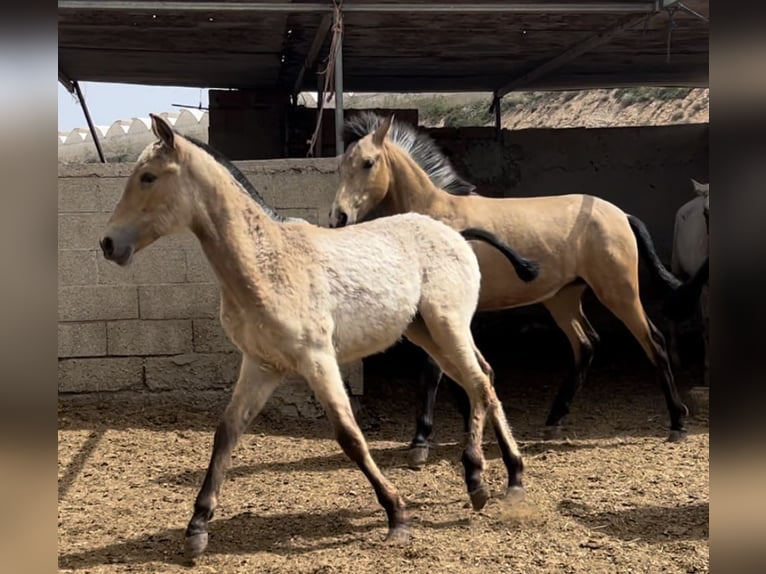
[344,111,476,196]
[183,134,286,222]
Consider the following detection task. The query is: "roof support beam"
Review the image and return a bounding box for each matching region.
[58,2,658,15]
[292,13,332,97]
[58,68,76,94]
[490,10,659,112]
[73,80,107,164]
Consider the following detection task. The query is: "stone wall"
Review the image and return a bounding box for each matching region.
[57,158,363,417]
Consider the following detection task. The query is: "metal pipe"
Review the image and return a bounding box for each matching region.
[333,11,344,157]
[59,2,658,14]
[73,80,106,164]
[316,71,324,157]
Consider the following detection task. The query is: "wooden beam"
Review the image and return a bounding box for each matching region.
[292,13,332,96]
[491,11,657,111]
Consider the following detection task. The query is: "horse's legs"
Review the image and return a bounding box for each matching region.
[405,317,524,507]
[408,352,443,469]
[186,357,283,557]
[303,351,410,542]
[542,284,597,432]
[594,287,689,441]
[471,344,525,501]
[408,353,472,470]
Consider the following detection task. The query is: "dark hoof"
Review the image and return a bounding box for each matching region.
[407,445,429,470]
[469,484,491,511]
[505,485,526,505]
[385,525,411,545]
[542,425,563,440]
[667,429,688,443]
[185,531,209,558]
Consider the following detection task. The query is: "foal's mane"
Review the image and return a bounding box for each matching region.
[183,134,288,222]
[344,111,476,196]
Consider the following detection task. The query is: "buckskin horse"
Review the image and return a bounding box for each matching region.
[330,113,691,470]
[99,114,538,557]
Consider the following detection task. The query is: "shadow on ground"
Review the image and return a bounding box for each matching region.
[558,499,709,543]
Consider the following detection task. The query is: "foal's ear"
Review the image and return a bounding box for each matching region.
[150,113,176,149]
[372,114,394,147]
[691,178,709,197]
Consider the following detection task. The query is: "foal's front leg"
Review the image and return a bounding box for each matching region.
[186,357,283,558]
[304,352,410,543]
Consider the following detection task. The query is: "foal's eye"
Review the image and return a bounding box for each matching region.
[140,172,157,185]
[362,158,375,170]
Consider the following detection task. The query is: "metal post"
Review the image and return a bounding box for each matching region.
[73,80,106,163]
[316,71,324,157]
[333,9,344,156]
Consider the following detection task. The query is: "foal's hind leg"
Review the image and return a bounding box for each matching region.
[302,351,410,543]
[186,357,283,558]
[594,288,689,441]
[542,284,597,437]
[406,318,524,508]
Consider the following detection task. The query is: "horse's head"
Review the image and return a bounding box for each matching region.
[100,114,195,265]
[329,115,393,228]
[691,178,709,233]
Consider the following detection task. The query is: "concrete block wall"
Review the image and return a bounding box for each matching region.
[58,158,363,417]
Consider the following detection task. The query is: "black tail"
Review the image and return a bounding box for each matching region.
[663,257,709,320]
[460,228,540,282]
[626,214,682,291]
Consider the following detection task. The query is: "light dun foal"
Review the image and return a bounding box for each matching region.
[100,115,530,559]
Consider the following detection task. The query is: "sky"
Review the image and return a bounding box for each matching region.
[58,81,209,133]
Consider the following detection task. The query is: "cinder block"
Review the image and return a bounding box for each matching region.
[58,213,111,249]
[58,176,127,213]
[192,319,236,353]
[144,352,240,391]
[185,248,216,283]
[98,246,187,285]
[59,285,139,322]
[139,284,220,319]
[58,322,107,357]
[107,320,193,356]
[58,178,99,213]
[58,357,144,392]
[59,249,98,286]
[278,207,318,224]
[269,376,324,419]
[97,178,128,212]
[341,360,364,396]
[156,230,199,249]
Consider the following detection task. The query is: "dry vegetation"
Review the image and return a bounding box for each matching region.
[346,87,709,129]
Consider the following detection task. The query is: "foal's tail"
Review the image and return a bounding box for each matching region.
[662,257,709,320]
[626,214,682,291]
[460,228,540,282]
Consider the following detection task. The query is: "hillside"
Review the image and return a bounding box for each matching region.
[344,87,709,129]
[59,87,708,163]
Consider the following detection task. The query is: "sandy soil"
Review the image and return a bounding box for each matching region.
[58,353,709,574]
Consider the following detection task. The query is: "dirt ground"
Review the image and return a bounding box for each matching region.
[58,351,709,574]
